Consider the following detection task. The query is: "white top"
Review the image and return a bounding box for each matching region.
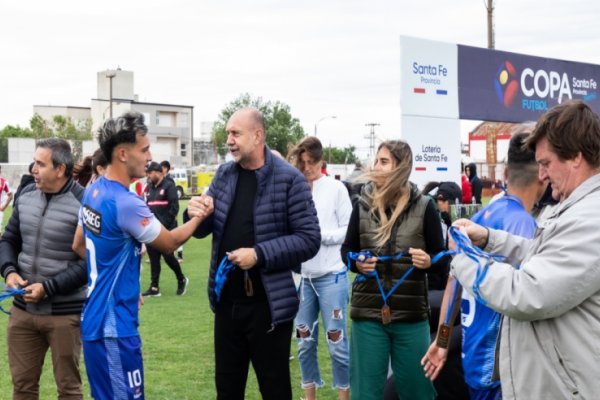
[301,175,352,278]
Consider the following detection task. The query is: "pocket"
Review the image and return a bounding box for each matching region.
[550,344,579,396]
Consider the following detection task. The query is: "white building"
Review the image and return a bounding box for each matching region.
[34,69,194,167]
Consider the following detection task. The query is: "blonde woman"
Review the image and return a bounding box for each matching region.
[341,140,444,400]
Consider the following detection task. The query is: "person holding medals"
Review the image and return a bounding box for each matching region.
[422,131,547,400]
[341,140,445,400]
[445,100,600,399]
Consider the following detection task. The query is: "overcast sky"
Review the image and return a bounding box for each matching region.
[2,0,600,157]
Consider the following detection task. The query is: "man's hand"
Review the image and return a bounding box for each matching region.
[188,194,214,219]
[227,248,257,270]
[409,248,431,269]
[23,283,45,303]
[5,272,28,289]
[356,255,377,274]
[421,342,448,381]
[452,218,489,249]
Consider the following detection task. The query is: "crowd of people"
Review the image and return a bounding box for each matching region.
[0,99,598,399]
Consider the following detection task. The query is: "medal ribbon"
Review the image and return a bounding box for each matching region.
[0,284,28,315]
[214,256,235,303]
[347,226,507,314]
[346,250,415,308]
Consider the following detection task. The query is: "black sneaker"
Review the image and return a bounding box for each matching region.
[177,277,189,296]
[142,287,161,297]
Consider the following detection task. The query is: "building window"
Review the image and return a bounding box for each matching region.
[179,113,189,128]
[158,111,176,127]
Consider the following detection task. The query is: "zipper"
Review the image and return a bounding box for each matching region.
[32,193,52,277]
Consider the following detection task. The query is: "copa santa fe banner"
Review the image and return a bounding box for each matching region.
[400,36,600,187]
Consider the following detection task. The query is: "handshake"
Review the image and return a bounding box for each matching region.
[187,194,215,219]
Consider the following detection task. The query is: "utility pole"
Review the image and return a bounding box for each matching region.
[486,0,495,49]
[364,123,380,160]
[106,70,117,119]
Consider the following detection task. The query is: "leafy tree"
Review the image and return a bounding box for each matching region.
[50,115,93,161]
[30,114,51,138]
[0,114,93,162]
[211,93,305,157]
[322,145,358,164]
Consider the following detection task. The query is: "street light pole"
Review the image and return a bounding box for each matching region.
[314,115,336,137]
[106,70,117,119]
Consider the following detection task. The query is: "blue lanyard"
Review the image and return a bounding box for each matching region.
[347,226,507,311]
[214,256,236,303]
[0,284,28,315]
[434,226,508,307]
[346,251,415,306]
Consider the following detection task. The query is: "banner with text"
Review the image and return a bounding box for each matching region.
[402,116,461,188]
[400,36,459,118]
[458,45,600,122]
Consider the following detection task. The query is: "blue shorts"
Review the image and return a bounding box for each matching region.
[469,385,502,400]
[83,336,144,400]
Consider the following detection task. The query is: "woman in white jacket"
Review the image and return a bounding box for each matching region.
[288,136,352,400]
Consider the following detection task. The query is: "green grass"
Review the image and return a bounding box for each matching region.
[0,201,342,399]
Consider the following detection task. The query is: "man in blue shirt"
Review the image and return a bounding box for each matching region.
[422,131,548,400]
[72,112,213,400]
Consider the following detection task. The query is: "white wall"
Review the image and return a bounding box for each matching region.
[8,138,36,163]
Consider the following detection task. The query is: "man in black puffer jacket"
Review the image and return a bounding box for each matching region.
[186,107,321,400]
[0,138,87,399]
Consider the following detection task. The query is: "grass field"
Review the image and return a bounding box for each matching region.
[0,200,343,399]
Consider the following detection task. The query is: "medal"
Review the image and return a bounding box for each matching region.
[381,305,391,324]
[436,323,451,349]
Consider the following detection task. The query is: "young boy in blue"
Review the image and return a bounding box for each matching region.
[422,132,548,400]
[73,112,213,400]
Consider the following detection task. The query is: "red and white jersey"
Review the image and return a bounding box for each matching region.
[0,177,10,205]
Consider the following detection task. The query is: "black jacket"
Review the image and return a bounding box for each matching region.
[466,162,483,204]
[146,177,179,230]
[188,147,321,325]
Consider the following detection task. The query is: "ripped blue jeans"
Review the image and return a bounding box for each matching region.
[295,272,350,390]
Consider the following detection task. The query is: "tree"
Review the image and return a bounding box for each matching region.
[0,114,93,163]
[322,145,359,164]
[30,114,51,138]
[51,115,93,161]
[211,93,305,157]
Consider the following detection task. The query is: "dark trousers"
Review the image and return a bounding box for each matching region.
[147,245,184,288]
[214,300,293,400]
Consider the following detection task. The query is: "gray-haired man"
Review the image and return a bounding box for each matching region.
[0,138,87,399]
